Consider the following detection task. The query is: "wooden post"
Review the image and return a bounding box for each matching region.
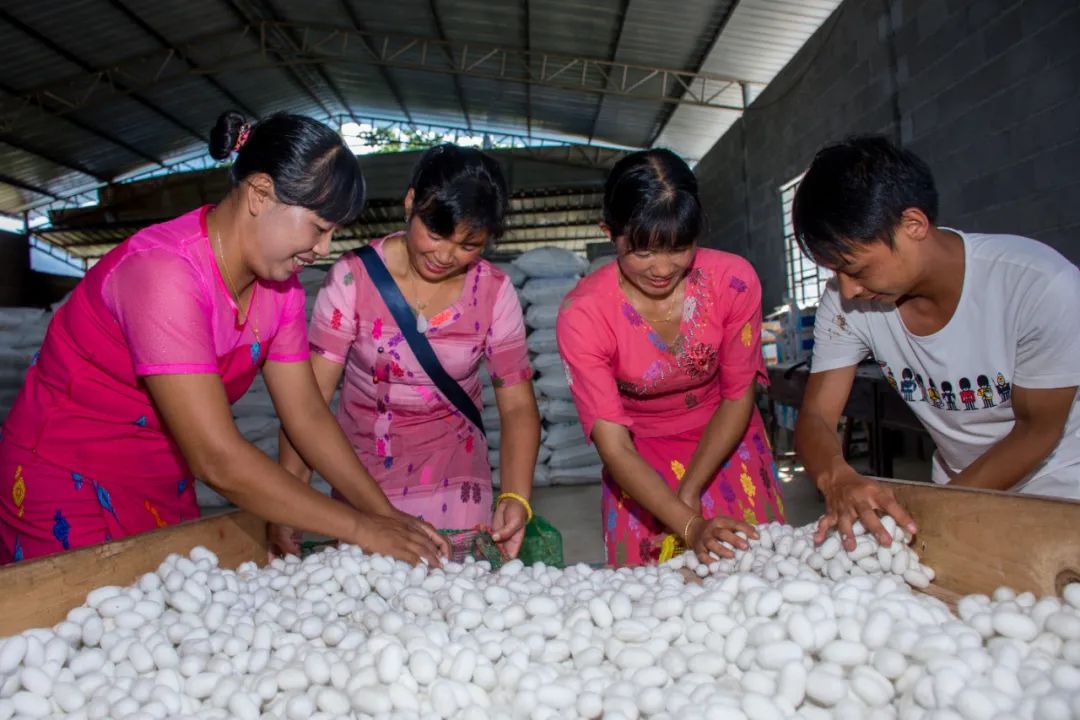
[0,510,267,636]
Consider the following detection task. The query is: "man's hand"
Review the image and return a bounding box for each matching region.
[815,467,917,550]
[686,515,758,563]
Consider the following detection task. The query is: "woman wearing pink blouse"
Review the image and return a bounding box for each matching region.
[557,149,784,567]
[278,144,541,559]
[0,112,446,565]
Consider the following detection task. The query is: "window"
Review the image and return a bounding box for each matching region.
[780,175,830,307]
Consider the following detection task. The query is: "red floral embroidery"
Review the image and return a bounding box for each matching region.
[464,436,474,453]
[330,308,343,330]
[677,342,717,379]
[639,536,659,563]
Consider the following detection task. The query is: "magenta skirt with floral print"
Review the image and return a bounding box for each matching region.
[600,408,784,567]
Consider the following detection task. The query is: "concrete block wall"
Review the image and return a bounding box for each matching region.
[693,0,1080,310]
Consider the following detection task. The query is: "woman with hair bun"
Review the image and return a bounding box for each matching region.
[277,143,540,559]
[556,148,784,567]
[0,111,448,565]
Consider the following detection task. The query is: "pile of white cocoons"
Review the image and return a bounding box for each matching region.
[0,517,1078,720]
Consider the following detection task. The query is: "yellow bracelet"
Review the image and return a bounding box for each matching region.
[682,515,701,543]
[496,492,534,523]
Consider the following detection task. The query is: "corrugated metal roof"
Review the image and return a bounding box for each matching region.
[0,0,840,230]
[655,0,843,163]
[589,0,737,148]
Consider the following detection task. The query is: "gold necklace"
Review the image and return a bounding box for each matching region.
[215,229,261,346]
[398,236,445,333]
[618,271,681,324]
[409,272,440,313]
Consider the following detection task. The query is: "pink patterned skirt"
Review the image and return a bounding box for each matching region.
[601,409,784,567]
[0,434,199,564]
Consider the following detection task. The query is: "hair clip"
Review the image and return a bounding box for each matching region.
[234,123,252,153]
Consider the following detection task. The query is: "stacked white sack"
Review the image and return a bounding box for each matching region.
[0,306,49,425]
[503,247,601,487]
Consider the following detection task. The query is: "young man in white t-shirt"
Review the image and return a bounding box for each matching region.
[791,136,1080,550]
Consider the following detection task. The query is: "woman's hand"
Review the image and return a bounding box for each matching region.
[352,511,449,567]
[267,523,304,560]
[491,499,529,559]
[686,515,758,563]
[388,507,452,559]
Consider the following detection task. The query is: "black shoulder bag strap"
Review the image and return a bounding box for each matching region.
[356,245,485,436]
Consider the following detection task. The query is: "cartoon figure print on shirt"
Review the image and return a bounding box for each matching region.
[995,373,1012,402]
[927,378,943,408]
[876,361,899,393]
[958,378,977,410]
[900,369,916,402]
[879,363,1012,413]
[940,381,958,410]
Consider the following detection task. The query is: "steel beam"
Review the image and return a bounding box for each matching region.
[427,0,473,130]
[338,0,414,124]
[0,8,205,142]
[0,172,60,200]
[0,22,751,136]
[222,0,336,120]
[587,0,632,144]
[647,0,743,147]
[108,0,258,118]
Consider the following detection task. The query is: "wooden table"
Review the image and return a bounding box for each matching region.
[767,361,929,476]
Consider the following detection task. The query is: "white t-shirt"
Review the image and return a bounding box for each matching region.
[811,230,1080,499]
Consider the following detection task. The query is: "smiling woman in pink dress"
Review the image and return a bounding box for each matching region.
[0,111,446,565]
[557,149,784,567]
[278,144,541,559]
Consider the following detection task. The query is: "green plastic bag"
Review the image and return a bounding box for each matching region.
[516,514,564,568]
[302,515,565,570]
[440,514,564,570]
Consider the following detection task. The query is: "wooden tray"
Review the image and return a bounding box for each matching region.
[881,478,1080,599]
[1,480,1077,635]
[0,510,267,636]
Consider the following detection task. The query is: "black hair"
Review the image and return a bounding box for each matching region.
[408,143,509,244]
[792,135,938,267]
[603,148,703,253]
[209,111,366,226]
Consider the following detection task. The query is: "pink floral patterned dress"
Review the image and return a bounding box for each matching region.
[557,249,784,566]
[308,235,532,530]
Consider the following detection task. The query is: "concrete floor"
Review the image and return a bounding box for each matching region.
[534,458,828,566]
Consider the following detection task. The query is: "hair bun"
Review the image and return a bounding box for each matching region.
[209,111,248,160]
